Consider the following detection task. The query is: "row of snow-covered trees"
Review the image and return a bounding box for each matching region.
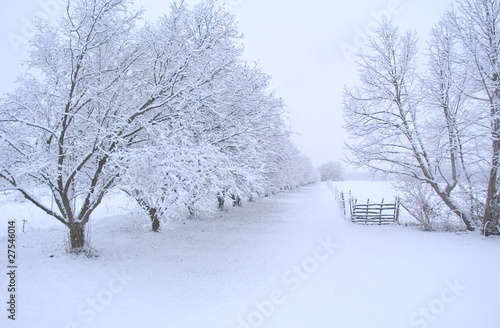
[344,0,500,234]
[0,0,318,250]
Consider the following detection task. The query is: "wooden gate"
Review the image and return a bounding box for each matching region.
[349,197,400,225]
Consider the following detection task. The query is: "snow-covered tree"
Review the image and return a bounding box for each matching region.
[0,0,147,250]
[318,161,343,181]
[0,0,244,246]
[447,0,500,235]
[115,0,246,230]
[422,16,486,227]
[263,139,319,192]
[344,21,477,231]
[114,0,314,231]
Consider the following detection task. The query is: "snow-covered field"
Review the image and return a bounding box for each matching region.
[1,182,499,328]
[331,180,398,200]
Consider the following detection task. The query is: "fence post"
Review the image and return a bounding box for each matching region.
[379,198,384,225]
[349,194,352,220]
[394,196,400,224]
[338,191,345,217]
[365,198,369,224]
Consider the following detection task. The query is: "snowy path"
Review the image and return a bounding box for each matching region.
[1,182,500,328]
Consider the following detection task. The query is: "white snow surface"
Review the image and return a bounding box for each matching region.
[1,182,499,328]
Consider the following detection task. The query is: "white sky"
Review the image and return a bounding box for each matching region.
[0,0,453,166]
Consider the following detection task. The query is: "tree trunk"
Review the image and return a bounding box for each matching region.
[483,108,500,235]
[149,207,160,232]
[482,61,500,234]
[230,194,241,207]
[429,182,476,231]
[69,222,85,250]
[187,206,196,219]
[217,196,225,211]
[483,166,500,236]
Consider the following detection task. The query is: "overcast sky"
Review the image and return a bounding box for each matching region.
[0,0,453,166]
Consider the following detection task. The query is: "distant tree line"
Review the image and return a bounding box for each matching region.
[318,161,343,181]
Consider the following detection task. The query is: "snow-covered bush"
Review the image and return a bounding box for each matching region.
[394,179,441,231]
[394,177,472,232]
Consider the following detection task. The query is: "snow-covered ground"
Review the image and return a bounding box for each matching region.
[1,182,499,328]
